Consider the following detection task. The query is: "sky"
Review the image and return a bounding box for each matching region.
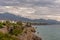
[0,0,60,21]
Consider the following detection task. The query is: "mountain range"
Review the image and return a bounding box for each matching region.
[0,12,60,24]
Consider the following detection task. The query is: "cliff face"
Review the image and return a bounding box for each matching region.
[0,21,42,40]
[0,26,42,40]
[18,27,42,40]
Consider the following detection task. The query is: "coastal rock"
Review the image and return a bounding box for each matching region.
[0,27,8,33]
[18,27,42,40]
[0,23,42,40]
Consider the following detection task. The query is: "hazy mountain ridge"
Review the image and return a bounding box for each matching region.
[0,13,60,24]
[0,12,30,21]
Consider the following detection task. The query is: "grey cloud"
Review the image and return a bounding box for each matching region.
[0,0,56,7]
[0,0,60,20]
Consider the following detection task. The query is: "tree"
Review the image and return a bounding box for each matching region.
[9,24,23,36]
[0,22,4,28]
[0,32,19,40]
[25,22,32,27]
[16,21,23,26]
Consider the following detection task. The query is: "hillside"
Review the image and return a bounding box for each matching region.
[0,21,42,40]
[0,12,60,24]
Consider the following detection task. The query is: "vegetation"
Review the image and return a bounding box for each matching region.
[0,22,4,28]
[0,20,33,40]
[16,21,23,26]
[9,25,23,36]
[0,32,19,40]
[31,22,48,25]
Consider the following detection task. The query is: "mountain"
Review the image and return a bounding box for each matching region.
[0,12,60,24]
[0,12,31,21]
[32,19,60,24]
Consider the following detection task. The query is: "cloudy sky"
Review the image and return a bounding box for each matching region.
[0,0,60,21]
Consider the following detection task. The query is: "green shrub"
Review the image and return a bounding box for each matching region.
[8,24,23,36]
[0,23,3,28]
[0,32,19,40]
[16,21,23,26]
[12,29,23,36]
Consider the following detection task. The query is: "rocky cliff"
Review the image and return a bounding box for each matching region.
[0,21,42,40]
[17,27,42,40]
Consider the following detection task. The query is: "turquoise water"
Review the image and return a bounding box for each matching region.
[33,25,60,40]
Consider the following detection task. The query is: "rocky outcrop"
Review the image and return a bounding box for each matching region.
[0,24,42,40]
[18,27,42,40]
[0,26,8,33]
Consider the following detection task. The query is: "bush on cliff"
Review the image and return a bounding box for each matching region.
[9,25,23,36]
[0,22,4,28]
[0,32,19,40]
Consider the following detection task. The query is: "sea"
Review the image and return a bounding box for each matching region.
[33,25,60,40]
